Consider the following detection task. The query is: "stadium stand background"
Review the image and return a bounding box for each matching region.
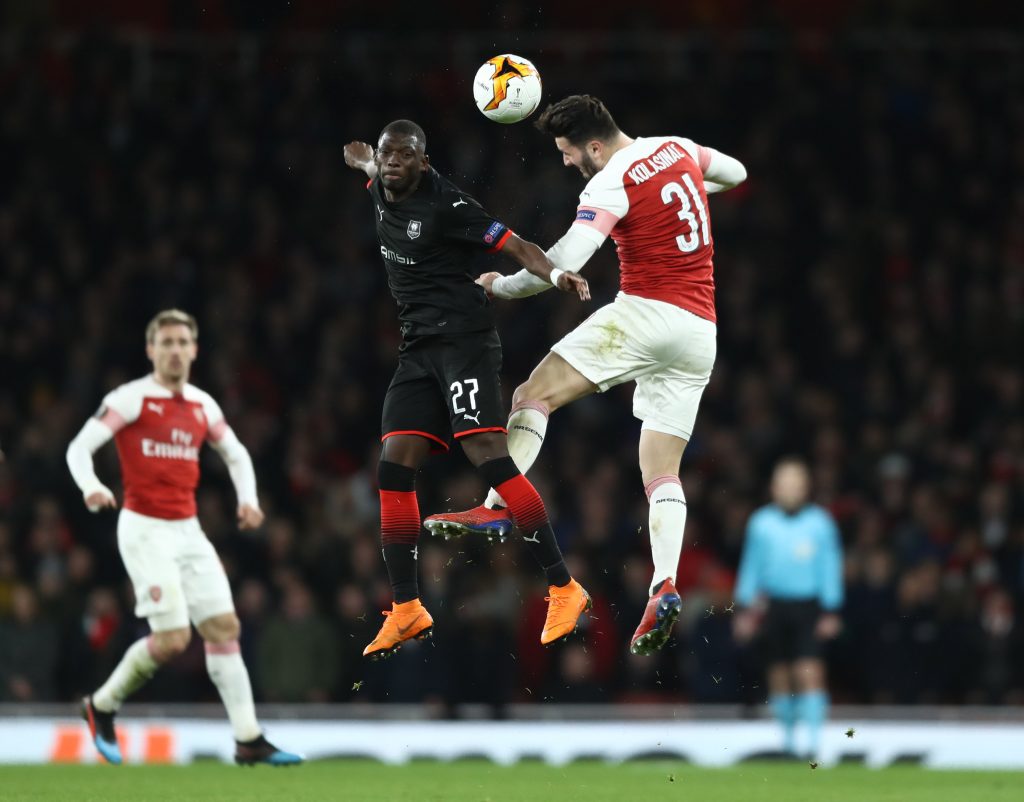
[1,0,1023,713]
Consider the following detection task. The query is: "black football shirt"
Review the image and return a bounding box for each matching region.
[368,167,511,338]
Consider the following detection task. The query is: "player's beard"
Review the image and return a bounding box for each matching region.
[578,151,600,179]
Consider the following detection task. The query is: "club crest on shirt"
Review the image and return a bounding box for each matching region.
[407,220,422,239]
[149,585,162,602]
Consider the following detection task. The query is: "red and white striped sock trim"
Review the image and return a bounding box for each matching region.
[644,474,682,501]
[510,400,550,419]
[205,640,241,655]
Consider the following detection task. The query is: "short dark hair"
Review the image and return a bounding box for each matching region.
[534,95,620,145]
[379,119,426,151]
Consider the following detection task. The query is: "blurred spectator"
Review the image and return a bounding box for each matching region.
[257,581,338,702]
[0,585,58,701]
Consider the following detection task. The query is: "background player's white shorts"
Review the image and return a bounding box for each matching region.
[551,292,717,440]
[117,508,235,632]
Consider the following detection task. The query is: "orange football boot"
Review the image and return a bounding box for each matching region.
[363,598,434,661]
[540,578,592,644]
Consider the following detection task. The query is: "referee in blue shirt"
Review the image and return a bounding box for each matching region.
[733,458,843,758]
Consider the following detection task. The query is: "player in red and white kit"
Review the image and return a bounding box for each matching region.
[66,309,301,766]
[425,95,746,656]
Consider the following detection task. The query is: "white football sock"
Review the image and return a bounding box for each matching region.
[205,642,262,742]
[485,402,549,509]
[646,476,687,595]
[92,636,159,712]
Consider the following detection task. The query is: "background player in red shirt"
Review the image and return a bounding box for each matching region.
[426,95,747,657]
[66,309,301,766]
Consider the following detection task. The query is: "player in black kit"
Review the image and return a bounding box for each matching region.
[344,120,592,660]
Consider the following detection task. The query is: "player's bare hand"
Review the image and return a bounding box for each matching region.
[84,490,117,512]
[815,612,842,640]
[344,141,374,171]
[557,271,590,301]
[732,609,759,643]
[475,271,503,297]
[237,504,265,531]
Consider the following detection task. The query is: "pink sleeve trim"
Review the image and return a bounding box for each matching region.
[644,474,682,500]
[208,419,228,442]
[696,144,713,173]
[205,640,241,655]
[98,408,127,433]
[510,400,550,419]
[575,206,619,237]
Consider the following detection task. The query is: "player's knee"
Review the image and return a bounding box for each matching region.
[200,612,241,644]
[151,628,191,661]
[511,382,540,409]
[460,432,508,467]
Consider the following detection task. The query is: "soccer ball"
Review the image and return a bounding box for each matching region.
[473,54,542,124]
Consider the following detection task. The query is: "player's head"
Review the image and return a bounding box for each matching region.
[770,457,812,512]
[145,309,198,385]
[376,119,429,196]
[534,94,621,179]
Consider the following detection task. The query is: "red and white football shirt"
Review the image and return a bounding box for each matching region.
[573,137,717,322]
[96,375,228,520]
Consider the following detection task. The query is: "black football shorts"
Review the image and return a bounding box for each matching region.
[381,329,507,452]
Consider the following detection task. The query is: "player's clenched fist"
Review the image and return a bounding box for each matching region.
[237,503,264,530]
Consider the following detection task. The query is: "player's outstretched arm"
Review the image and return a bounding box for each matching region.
[499,234,590,300]
[343,141,378,180]
[66,418,118,511]
[490,226,601,300]
[209,427,264,531]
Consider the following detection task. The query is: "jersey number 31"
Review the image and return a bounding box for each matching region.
[661,173,710,254]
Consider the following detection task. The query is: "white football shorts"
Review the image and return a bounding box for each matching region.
[117,508,235,631]
[551,291,717,440]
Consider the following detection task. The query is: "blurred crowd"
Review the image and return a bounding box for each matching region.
[1,24,1023,711]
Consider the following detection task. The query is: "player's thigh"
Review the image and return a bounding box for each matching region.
[438,330,509,441]
[117,509,190,631]
[381,348,452,455]
[176,519,236,627]
[513,351,598,411]
[633,316,716,442]
[548,300,657,398]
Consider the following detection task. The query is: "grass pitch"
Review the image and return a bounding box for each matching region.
[0,760,1020,802]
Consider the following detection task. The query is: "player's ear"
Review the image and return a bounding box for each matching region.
[421,153,430,171]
